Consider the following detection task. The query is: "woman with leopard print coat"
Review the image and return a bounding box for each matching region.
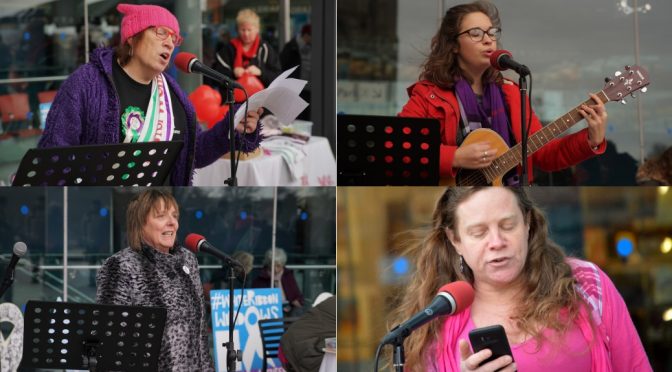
[96,189,214,371]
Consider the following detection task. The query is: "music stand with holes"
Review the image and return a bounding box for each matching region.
[21,300,167,372]
[11,141,184,186]
[337,114,441,185]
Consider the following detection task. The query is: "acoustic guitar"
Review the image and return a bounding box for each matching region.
[454,65,650,186]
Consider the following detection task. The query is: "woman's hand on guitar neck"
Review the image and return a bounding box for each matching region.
[454,142,497,169]
[578,93,608,148]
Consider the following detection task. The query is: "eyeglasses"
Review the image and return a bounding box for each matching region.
[457,27,501,42]
[152,27,183,46]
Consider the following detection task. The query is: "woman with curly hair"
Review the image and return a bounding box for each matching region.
[389,187,651,371]
[399,1,607,185]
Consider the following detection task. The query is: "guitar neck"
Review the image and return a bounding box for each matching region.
[491,90,609,176]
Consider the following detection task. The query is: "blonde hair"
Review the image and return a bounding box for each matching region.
[236,8,260,30]
[232,251,254,274]
[126,189,179,251]
[389,187,585,369]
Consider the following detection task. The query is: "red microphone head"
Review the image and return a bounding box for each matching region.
[489,49,512,71]
[438,281,474,314]
[184,233,205,253]
[174,52,197,73]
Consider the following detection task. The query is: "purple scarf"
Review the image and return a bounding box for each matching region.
[455,79,511,146]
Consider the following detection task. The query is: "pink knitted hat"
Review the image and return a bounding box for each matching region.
[117,3,180,45]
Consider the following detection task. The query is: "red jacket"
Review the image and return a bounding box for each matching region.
[399,80,605,183]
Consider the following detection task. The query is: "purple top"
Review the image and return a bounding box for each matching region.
[38,47,261,185]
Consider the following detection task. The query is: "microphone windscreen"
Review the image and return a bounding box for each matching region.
[13,242,27,256]
[489,49,512,71]
[174,52,197,73]
[438,281,474,314]
[184,233,205,253]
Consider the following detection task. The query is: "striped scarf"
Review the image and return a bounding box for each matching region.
[121,73,174,143]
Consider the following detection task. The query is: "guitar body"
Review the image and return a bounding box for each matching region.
[454,128,511,186]
[438,65,649,186]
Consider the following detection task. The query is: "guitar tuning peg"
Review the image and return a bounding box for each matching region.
[630,93,637,98]
[625,65,632,70]
[641,87,648,93]
[615,71,622,77]
[620,100,627,105]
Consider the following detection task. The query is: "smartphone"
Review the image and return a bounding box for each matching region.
[468,325,514,367]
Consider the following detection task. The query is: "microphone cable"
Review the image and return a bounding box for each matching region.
[231,267,247,333]
[233,90,250,183]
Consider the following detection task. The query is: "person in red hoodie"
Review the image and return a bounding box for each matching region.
[399,1,607,185]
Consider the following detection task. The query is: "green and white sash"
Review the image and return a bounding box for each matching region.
[121,73,175,143]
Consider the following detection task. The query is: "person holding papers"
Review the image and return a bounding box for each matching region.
[38,3,262,186]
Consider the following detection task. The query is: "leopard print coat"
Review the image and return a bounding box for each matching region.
[96,245,214,371]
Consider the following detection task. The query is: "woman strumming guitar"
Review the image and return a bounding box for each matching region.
[399,1,608,185]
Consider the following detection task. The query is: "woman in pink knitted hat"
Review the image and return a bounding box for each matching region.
[38,3,262,186]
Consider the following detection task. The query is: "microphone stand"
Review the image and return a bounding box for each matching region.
[384,324,406,372]
[223,82,237,187]
[392,339,405,372]
[0,268,16,298]
[224,265,241,372]
[519,73,529,186]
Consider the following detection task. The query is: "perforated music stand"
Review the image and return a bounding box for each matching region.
[21,300,167,372]
[337,115,441,185]
[12,141,184,186]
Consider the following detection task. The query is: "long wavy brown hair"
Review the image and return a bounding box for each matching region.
[388,187,585,370]
[420,1,503,89]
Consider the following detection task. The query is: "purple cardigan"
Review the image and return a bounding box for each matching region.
[38,47,261,185]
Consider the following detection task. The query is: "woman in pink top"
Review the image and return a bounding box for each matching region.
[388,187,652,372]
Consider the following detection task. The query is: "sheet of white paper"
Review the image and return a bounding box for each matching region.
[234,66,309,124]
[268,66,299,89]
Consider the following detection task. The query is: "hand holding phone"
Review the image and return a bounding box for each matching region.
[459,325,515,371]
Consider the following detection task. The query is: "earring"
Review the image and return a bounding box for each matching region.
[459,255,464,273]
[128,47,133,57]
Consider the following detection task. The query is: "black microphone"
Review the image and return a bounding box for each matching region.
[490,49,531,76]
[184,233,244,269]
[174,52,244,89]
[380,281,474,345]
[0,242,27,298]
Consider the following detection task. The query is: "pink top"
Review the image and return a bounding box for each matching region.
[454,314,591,371]
[431,259,652,372]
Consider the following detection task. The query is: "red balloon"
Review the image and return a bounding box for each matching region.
[189,85,221,109]
[194,97,219,125]
[234,74,264,103]
[205,105,229,129]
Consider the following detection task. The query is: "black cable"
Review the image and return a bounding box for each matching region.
[373,342,384,372]
[232,269,246,329]
[233,90,250,178]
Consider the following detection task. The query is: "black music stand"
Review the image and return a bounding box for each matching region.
[337,115,441,185]
[21,300,167,371]
[12,141,184,186]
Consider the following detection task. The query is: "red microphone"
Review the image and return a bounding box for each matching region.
[184,233,244,269]
[380,281,474,344]
[174,52,243,89]
[489,49,530,76]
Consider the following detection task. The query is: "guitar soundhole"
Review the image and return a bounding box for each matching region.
[456,170,491,186]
